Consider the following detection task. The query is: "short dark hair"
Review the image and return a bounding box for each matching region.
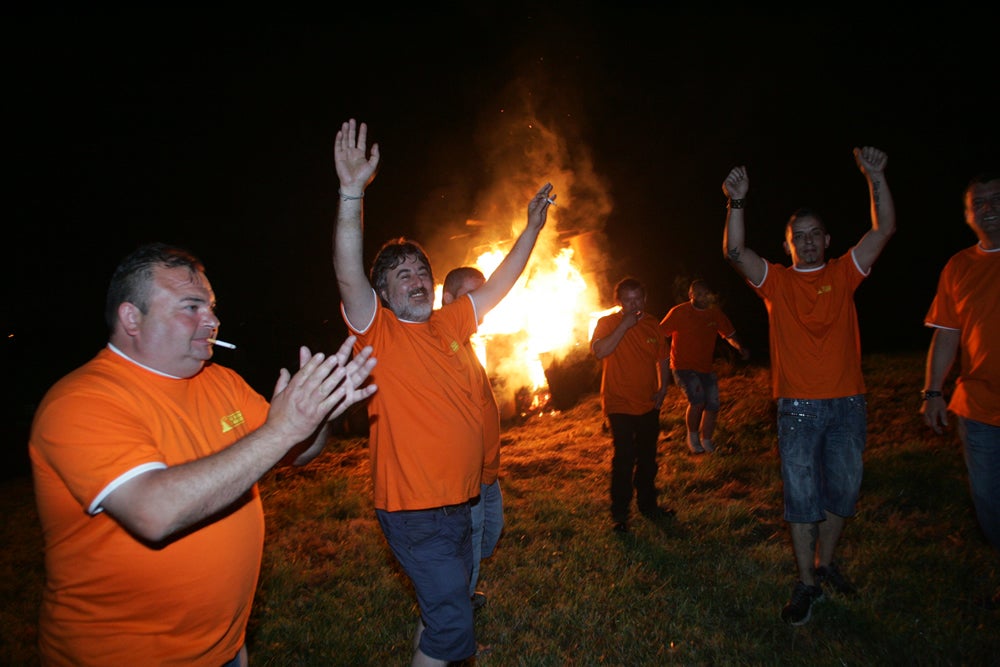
[442,266,485,299]
[369,237,433,304]
[785,207,827,235]
[966,172,1000,195]
[614,277,645,301]
[105,242,204,331]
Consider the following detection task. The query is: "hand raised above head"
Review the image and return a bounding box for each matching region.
[722,166,749,199]
[853,146,887,176]
[526,182,556,230]
[334,118,381,195]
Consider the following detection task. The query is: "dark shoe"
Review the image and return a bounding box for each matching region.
[815,562,856,595]
[471,591,487,610]
[612,521,629,533]
[781,581,824,626]
[641,506,676,520]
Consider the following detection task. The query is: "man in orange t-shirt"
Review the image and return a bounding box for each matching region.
[333,118,555,666]
[722,147,896,626]
[30,243,376,666]
[442,266,503,613]
[921,172,1000,609]
[659,279,749,454]
[592,277,674,533]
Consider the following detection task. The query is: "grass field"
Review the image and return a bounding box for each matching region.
[2,350,998,665]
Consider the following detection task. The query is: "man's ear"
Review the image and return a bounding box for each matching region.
[824,234,831,249]
[782,240,791,256]
[118,302,142,335]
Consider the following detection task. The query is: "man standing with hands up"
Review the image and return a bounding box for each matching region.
[722,147,895,625]
[332,118,555,665]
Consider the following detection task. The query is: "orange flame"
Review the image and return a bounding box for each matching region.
[437,224,613,416]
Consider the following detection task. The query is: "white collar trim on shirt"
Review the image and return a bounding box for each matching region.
[107,343,181,379]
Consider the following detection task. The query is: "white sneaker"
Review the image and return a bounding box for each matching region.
[700,438,715,453]
[687,433,704,454]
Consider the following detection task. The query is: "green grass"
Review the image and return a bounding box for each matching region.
[3,350,998,665]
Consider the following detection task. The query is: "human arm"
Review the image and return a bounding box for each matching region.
[333,118,381,327]
[591,310,642,360]
[722,166,766,285]
[654,356,670,409]
[851,146,896,273]
[281,338,377,466]
[470,183,555,315]
[101,336,377,543]
[920,327,959,434]
[724,332,751,361]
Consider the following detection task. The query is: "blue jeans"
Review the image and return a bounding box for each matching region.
[376,504,476,662]
[220,646,246,667]
[672,369,720,411]
[958,417,1000,551]
[469,480,504,596]
[608,409,661,522]
[777,395,866,523]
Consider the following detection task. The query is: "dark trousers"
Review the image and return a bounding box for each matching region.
[609,409,660,522]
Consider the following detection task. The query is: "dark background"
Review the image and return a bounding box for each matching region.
[3,7,997,478]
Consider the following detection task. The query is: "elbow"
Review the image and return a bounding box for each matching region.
[118,510,179,545]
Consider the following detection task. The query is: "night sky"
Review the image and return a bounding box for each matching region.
[3,8,997,476]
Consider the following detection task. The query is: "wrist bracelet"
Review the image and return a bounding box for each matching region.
[338,189,364,201]
[922,390,943,400]
[728,198,745,209]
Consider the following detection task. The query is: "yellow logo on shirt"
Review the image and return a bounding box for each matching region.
[817,285,832,295]
[450,340,460,353]
[221,411,246,433]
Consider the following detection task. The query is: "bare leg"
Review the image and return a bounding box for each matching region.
[700,409,719,442]
[410,618,449,667]
[816,510,846,568]
[790,522,820,586]
[412,618,423,653]
[412,649,448,667]
[686,403,704,435]
[686,403,705,452]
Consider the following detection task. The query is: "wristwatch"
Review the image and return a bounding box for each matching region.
[922,390,943,400]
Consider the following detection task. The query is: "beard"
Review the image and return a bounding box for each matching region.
[386,288,433,322]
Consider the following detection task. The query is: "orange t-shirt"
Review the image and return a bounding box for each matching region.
[659,302,736,373]
[753,254,867,399]
[924,244,1000,425]
[29,347,270,666]
[591,311,668,415]
[461,339,502,485]
[346,295,484,511]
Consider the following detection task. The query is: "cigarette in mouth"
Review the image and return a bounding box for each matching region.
[207,338,237,350]
[545,197,557,206]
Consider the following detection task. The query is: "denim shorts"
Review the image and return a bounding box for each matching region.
[672,369,720,411]
[376,504,475,662]
[777,395,866,523]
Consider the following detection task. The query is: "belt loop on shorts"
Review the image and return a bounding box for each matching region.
[440,501,468,515]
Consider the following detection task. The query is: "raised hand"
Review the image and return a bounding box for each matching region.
[853,146,887,177]
[723,166,749,200]
[334,118,381,196]
[527,182,556,232]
